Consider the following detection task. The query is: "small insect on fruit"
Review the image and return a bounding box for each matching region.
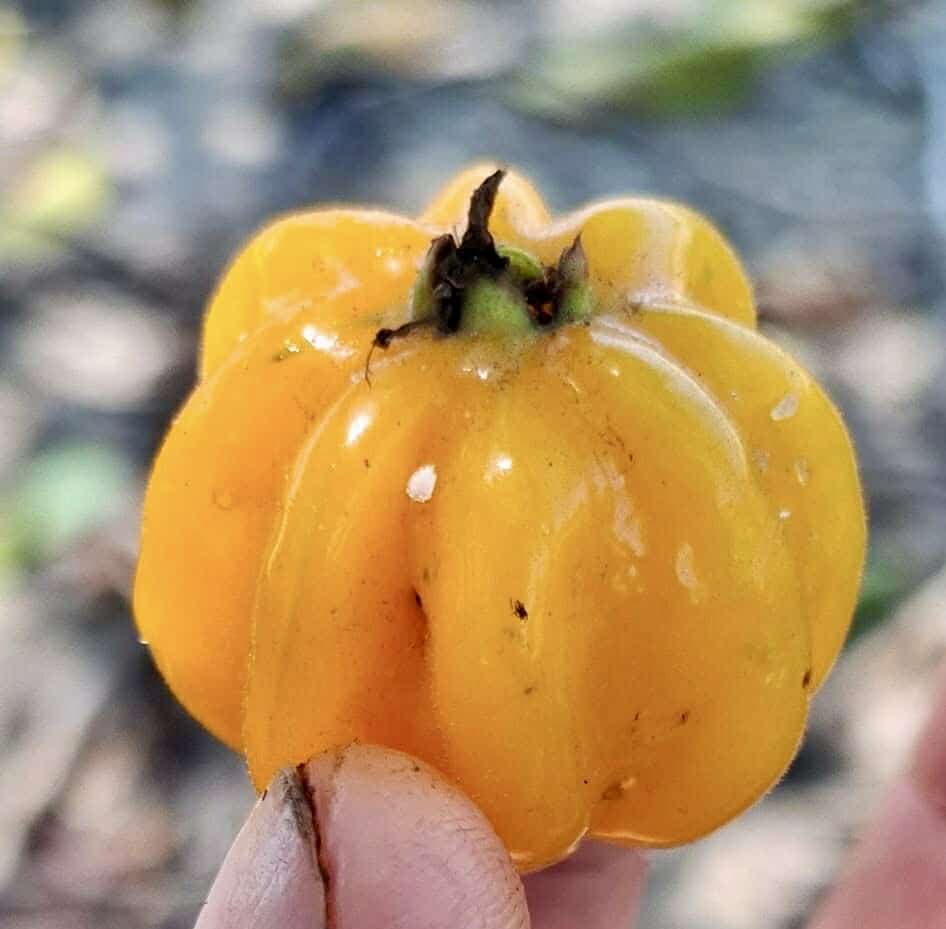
[135,166,865,871]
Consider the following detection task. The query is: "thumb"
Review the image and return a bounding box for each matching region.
[195,744,529,929]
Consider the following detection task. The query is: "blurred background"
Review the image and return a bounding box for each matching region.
[1,1,945,927]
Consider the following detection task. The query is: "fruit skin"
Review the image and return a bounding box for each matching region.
[134,165,865,871]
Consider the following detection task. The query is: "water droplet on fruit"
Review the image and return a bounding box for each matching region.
[302,323,356,359]
[485,453,514,483]
[770,392,799,421]
[675,543,702,602]
[213,489,233,510]
[794,458,810,486]
[407,464,437,502]
[613,496,645,556]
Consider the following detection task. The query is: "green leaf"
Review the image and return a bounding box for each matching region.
[509,0,861,120]
[848,551,908,643]
[0,147,111,260]
[4,443,133,566]
[0,5,25,75]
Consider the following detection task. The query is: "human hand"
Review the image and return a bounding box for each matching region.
[194,671,946,929]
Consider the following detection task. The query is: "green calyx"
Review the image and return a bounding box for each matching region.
[458,277,536,336]
[497,244,544,285]
[406,170,592,339]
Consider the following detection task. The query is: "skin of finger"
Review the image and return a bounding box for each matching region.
[194,768,327,929]
[523,841,648,929]
[808,671,946,929]
[913,668,946,814]
[303,745,531,929]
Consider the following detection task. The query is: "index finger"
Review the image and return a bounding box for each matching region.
[808,668,946,928]
[524,841,648,929]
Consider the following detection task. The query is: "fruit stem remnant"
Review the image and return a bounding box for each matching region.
[371,170,591,363]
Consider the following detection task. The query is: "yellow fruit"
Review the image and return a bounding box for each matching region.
[135,166,865,870]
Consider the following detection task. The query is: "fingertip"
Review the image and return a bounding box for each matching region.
[194,768,326,929]
[197,748,645,929]
[303,744,529,929]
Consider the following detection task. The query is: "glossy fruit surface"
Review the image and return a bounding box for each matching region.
[135,166,865,870]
